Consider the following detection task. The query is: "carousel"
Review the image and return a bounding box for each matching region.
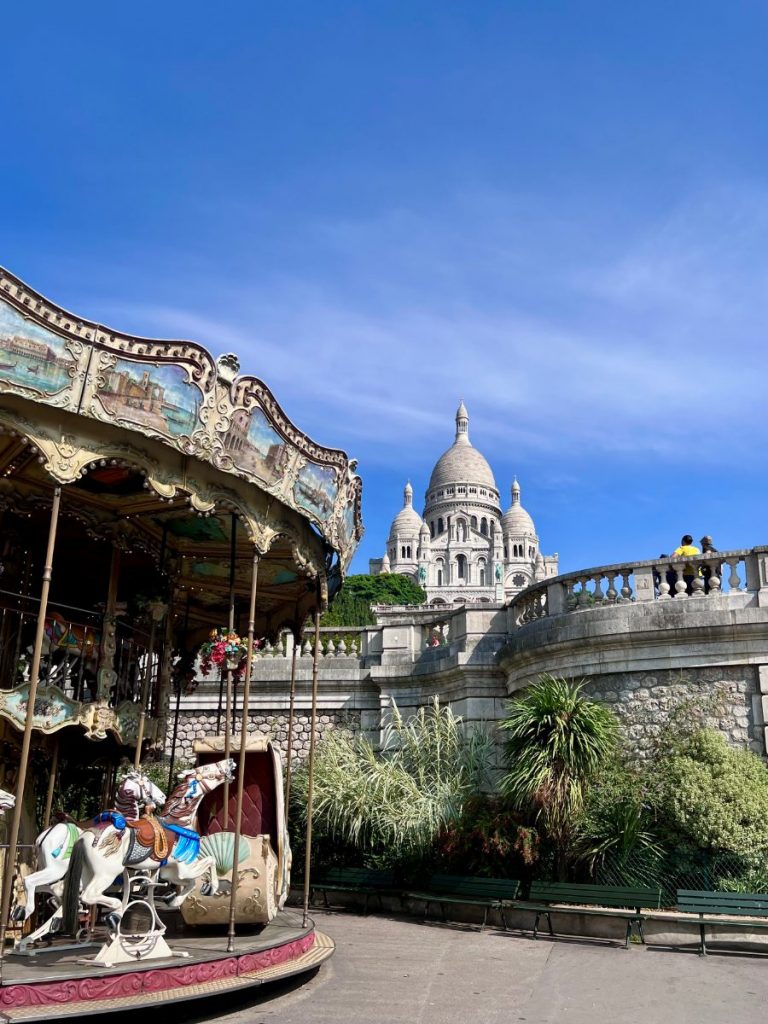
[0,265,363,1019]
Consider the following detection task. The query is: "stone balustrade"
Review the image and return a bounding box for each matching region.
[508,547,768,628]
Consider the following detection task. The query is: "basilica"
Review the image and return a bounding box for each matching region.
[369,402,558,604]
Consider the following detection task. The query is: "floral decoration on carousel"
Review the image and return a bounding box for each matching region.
[197,628,262,684]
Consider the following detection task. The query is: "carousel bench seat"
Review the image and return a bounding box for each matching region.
[404,874,520,930]
[310,867,398,914]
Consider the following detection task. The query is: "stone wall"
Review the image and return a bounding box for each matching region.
[165,708,361,764]
[582,666,760,758]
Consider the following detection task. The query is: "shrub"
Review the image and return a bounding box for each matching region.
[652,728,768,860]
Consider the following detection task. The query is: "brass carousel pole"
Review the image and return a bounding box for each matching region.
[42,735,60,829]
[283,626,300,821]
[226,549,258,953]
[0,485,62,969]
[222,514,237,828]
[302,592,322,929]
[134,526,168,770]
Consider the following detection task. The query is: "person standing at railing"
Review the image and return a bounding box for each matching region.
[700,536,720,594]
[672,534,700,595]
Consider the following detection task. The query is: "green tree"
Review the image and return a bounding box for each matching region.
[500,675,618,874]
[321,573,426,627]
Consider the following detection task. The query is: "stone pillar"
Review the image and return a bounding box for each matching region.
[633,565,656,602]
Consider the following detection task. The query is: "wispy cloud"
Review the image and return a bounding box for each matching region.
[112,183,768,474]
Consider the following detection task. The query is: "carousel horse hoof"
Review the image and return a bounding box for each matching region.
[10,905,26,922]
[50,915,62,933]
[200,882,216,897]
[105,911,122,932]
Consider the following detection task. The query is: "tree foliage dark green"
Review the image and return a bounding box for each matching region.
[321,574,427,627]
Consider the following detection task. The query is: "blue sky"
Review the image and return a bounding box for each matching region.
[2,2,767,574]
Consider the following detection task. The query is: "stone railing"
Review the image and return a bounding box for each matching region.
[508,548,766,628]
[251,626,371,660]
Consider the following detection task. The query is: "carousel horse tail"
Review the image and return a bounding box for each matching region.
[61,838,85,935]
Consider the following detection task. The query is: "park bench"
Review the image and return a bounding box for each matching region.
[515,882,662,948]
[309,867,397,914]
[649,889,768,956]
[404,874,520,931]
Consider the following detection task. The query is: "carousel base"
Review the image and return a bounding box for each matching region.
[0,909,333,1021]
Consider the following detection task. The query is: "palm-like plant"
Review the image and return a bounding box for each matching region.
[500,675,618,870]
[292,697,494,857]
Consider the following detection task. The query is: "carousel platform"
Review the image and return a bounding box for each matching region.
[0,910,333,1021]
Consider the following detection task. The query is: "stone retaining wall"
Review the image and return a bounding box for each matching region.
[165,708,361,763]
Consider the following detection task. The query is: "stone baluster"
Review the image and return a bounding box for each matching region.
[726,557,743,592]
[690,571,705,598]
[707,560,722,593]
[334,637,344,657]
[619,572,633,603]
[564,580,577,611]
[605,572,618,603]
[657,563,672,600]
[301,635,312,656]
[671,561,687,598]
[577,578,591,608]
[592,574,605,604]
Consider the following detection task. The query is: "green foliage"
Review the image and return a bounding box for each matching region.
[321,574,427,626]
[576,777,663,887]
[436,796,541,877]
[500,675,619,855]
[651,728,768,860]
[291,698,494,866]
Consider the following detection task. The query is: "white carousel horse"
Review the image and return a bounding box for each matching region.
[0,789,15,815]
[11,771,165,933]
[63,758,235,931]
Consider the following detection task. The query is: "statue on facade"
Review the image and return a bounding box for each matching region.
[495,562,502,582]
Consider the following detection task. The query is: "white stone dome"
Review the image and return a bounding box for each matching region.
[501,479,536,535]
[427,403,497,492]
[389,481,423,536]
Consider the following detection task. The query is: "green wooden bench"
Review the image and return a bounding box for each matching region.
[655,889,768,956]
[309,867,397,914]
[404,874,520,931]
[515,882,662,948]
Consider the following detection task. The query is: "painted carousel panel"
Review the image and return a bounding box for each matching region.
[0,303,78,400]
[93,358,202,440]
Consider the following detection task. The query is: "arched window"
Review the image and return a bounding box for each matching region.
[438,518,444,534]
[430,521,435,538]
[407,545,412,558]
[480,518,488,535]
[480,568,486,586]
[504,545,508,559]
[436,558,444,587]
[478,558,486,587]
[529,546,534,559]
[457,554,466,580]
[470,515,478,530]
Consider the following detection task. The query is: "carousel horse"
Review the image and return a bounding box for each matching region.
[0,789,15,815]
[63,758,235,931]
[11,771,165,930]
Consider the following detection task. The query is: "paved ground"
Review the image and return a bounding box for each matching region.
[170,910,768,1024]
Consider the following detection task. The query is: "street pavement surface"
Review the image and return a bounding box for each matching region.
[167,910,768,1024]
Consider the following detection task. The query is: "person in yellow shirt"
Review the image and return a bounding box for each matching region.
[672,534,700,594]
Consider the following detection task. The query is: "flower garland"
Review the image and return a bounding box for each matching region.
[198,628,251,678]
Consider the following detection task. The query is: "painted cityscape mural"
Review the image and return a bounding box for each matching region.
[224,405,290,486]
[97,357,200,437]
[293,462,338,521]
[0,303,76,395]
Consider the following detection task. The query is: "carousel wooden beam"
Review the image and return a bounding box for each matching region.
[0,485,62,972]
[302,592,322,930]
[226,548,259,953]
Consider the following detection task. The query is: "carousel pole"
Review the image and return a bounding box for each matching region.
[42,735,60,829]
[283,628,300,821]
[134,527,168,770]
[222,514,237,828]
[0,486,62,970]
[226,549,258,953]
[302,594,322,929]
[167,591,191,791]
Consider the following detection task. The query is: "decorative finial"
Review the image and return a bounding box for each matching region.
[511,478,520,503]
[404,480,413,506]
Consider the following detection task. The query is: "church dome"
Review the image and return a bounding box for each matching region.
[389,481,423,536]
[501,479,536,535]
[427,403,497,493]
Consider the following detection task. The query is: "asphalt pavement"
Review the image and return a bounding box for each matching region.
[170,909,768,1024]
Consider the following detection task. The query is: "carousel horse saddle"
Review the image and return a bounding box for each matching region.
[123,816,201,866]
